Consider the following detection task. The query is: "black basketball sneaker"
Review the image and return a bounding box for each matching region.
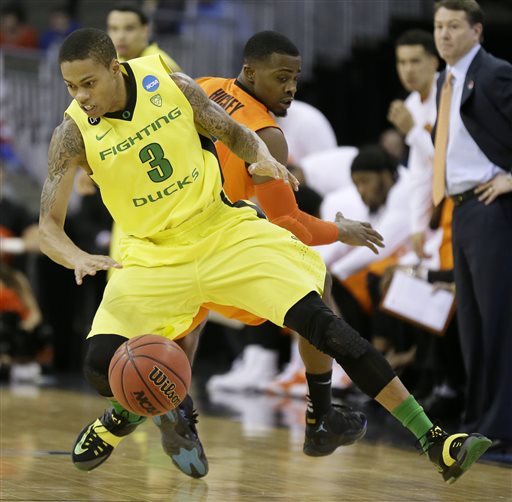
[424,425,492,483]
[72,408,146,471]
[303,404,367,456]
[153,395,209,478]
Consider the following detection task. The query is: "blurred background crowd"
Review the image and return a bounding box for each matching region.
[1,0,511,437]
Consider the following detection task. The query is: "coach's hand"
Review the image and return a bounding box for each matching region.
[248,159,299,191]
[73,253,122,285]
[475,172,512,205]
[335,212,385,254]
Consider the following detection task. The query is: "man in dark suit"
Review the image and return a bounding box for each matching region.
[433,0,512,454]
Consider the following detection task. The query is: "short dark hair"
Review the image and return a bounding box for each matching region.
[395,29,438,58]
[351,145,398,175]
[434,0,484,26]
[109,3,148,25]
[243,31,299,62]
[59,28,117,68]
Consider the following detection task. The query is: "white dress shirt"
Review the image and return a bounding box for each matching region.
[445,44,506,195]
[317,166,412,281]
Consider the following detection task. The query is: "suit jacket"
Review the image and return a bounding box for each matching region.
[433,47,512,172]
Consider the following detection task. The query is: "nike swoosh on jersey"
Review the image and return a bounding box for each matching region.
[96,128,112,141]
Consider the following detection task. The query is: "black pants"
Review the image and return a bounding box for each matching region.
[452,194,512,440]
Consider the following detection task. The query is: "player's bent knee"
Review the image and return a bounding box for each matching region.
[284,292,368,358]
[83,334,128,397]
[284,292,395,398]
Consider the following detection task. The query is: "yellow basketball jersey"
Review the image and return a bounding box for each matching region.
[65,55,222,238]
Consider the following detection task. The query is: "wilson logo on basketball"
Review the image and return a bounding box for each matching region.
[149,366,181,406]
[132,390,158,415]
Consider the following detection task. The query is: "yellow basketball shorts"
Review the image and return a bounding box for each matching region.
[89,197,326,341]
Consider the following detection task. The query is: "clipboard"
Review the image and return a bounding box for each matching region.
[380,270,456,336]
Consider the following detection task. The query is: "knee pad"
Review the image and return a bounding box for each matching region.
[321,315,369,358]
[335,342,396,398]
[285,292,368,359]
[285,292,395,398]
[83,334,127,397]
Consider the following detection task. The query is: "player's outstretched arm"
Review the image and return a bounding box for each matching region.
[39,118,121,285]
[171,72,298,190]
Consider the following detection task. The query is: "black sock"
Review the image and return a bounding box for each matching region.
[306,370,332,419]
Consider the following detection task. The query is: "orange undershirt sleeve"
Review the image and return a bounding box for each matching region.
[253,180,338,246]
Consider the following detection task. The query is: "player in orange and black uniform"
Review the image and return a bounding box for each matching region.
[196,77,372,247]
[195,31,384,457]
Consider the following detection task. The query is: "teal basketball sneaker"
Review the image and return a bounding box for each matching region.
[153,395,209,478]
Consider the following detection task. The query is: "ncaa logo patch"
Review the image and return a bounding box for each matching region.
[143,75,160,92]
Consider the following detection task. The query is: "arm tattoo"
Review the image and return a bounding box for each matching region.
[171,73,261,164]
[40,119,85,216]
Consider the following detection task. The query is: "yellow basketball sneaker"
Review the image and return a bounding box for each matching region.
[425,425,492,483]
[72,408,146,471]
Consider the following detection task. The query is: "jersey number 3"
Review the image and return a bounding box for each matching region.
[139,143,173,182]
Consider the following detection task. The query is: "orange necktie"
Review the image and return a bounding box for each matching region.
[432,72,454,206]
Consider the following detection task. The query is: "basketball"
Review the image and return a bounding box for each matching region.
[108,334,191,417]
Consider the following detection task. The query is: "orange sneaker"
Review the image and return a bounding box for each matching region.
[260,362,307,397]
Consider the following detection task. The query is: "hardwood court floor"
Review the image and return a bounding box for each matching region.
[1,384,510,502]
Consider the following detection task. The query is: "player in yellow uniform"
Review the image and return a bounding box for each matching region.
[108,4,180,265]
[76,4,182,264]
[40,28,491,483]
[75,27,377,460]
